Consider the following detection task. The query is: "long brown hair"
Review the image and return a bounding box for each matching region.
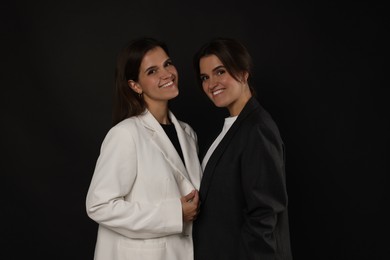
[112,37,170,126]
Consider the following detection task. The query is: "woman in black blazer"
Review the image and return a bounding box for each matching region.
[192,38,293,260]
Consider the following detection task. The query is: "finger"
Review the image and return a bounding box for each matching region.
[183,190,196,201]
[192,190,199,204]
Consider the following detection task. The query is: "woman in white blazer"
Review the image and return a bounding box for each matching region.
[86,37,202,260]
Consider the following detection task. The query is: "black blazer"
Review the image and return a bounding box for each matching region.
[193,97,293,260]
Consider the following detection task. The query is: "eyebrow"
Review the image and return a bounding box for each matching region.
[144,66,158,74]
[212,65,225,72]
[200,65,225,76]
[143,58,172,74]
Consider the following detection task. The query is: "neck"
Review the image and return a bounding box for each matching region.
[147,101,170,124]
[228,92,252,117]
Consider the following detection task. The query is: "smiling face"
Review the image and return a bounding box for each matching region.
[128,46,179,108]
[199,54,251,116]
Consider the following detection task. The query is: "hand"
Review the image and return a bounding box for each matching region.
[180,190,199,222]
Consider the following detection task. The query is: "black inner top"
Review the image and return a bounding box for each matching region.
[160,123,185,166]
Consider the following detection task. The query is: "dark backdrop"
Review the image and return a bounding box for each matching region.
[2,0,388,259]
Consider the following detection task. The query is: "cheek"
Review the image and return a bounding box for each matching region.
[220,76,231,85]
[138,78,155,91]
[202,83,208,94]
[168,66,178,76]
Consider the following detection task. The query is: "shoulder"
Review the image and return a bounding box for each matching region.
[243,101,283,143]
[114,117,138,129]
[252,105,279,131]
[104,117,141,140]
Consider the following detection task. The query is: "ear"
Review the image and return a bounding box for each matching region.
[243,71,249,82]
[128,80,142,94]
[238,71,249,83]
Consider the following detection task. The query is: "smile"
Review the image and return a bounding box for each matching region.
[212,89,224,96]
[160,81,174,88]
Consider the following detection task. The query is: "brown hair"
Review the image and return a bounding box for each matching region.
[112,37,170,126]
[193,37,256,95]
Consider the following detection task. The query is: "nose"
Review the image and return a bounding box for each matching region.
[208,76,218,90]
[161,68,173,79]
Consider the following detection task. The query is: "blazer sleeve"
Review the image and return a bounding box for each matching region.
[239,122,288,259]
[85,126,183,239]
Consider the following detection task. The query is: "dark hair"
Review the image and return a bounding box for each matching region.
[113,37,170,126]
[193,37,256,95]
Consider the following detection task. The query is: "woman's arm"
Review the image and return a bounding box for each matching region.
[86,126,183,239]
[239,124,288,259]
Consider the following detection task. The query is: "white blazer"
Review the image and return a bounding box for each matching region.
[86,110,202,260]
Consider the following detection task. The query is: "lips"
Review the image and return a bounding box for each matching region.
[212,89,224,96]
[160,81,174,88]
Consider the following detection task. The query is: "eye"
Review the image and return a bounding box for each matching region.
[200,75,208,82]
[164,59,174,67]
[216,69,226,76]
[147,69,157,75]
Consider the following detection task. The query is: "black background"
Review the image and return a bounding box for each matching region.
[2,0,388,259]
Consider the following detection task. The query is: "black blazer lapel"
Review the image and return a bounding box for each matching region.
[199,97,260,202]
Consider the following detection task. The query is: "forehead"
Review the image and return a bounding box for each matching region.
[199,54,223,72]
[140,47,168,68]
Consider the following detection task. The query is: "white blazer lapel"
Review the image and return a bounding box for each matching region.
[140,110,190,184]
[169,111,201,190]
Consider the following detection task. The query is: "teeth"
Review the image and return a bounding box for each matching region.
[160,81,173,88]
[212,89,223,96]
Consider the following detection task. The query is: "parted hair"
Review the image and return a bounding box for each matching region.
[193,37,256,95]
[113,37,170,126]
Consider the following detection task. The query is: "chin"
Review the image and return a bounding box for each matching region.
[169,91,179,99]
[211,99,228,108]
